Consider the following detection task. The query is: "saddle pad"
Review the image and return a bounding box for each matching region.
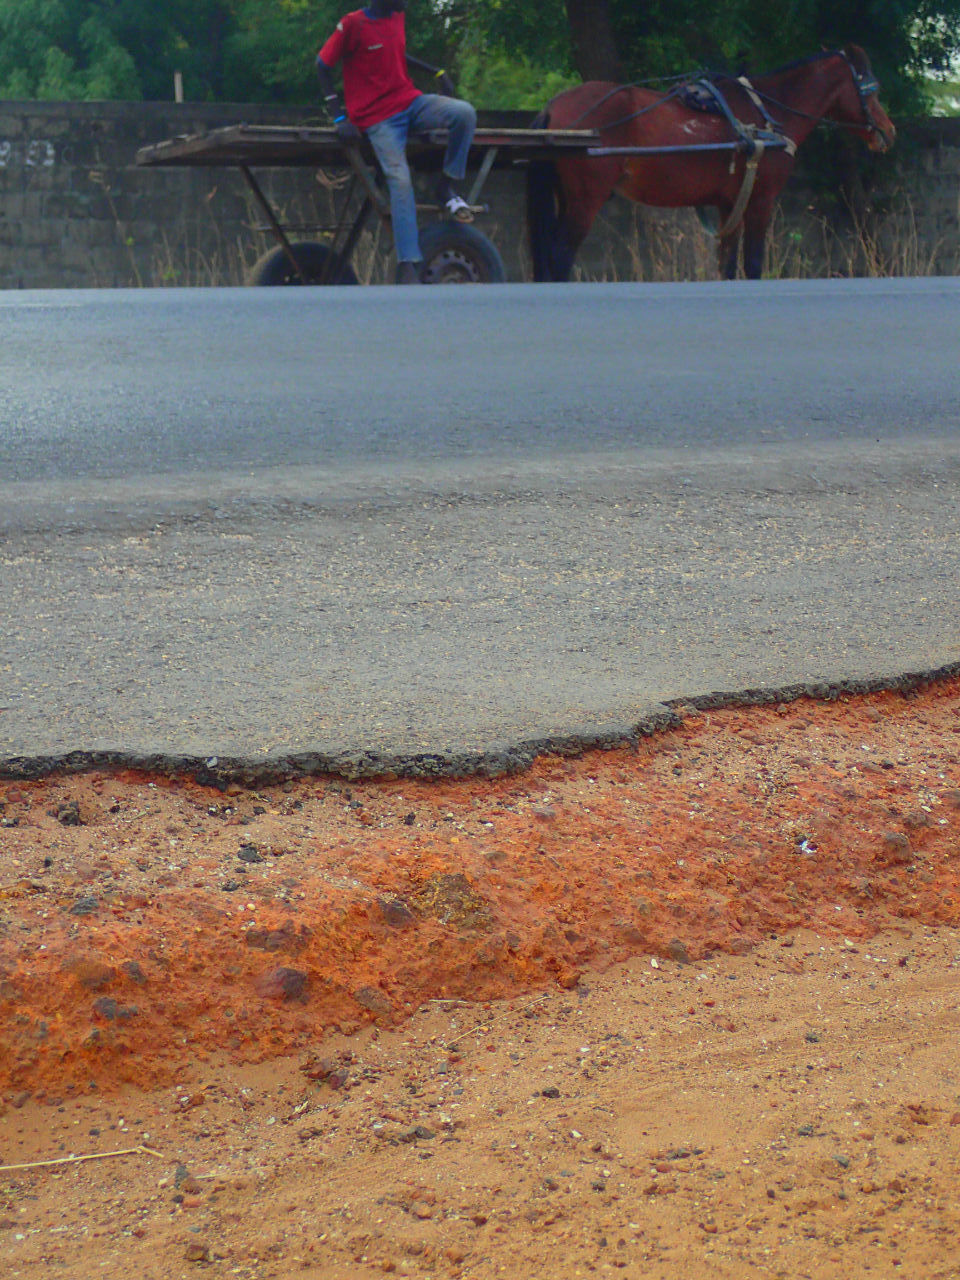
[677,82,724,115]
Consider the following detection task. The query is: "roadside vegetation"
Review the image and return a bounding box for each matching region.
[2,1,960,116]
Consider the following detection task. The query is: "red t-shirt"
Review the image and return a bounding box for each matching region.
[318,10,421,130]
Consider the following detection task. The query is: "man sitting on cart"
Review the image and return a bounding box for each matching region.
[317,0,477,284]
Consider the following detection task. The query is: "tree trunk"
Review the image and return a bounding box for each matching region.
[564,0,624,82]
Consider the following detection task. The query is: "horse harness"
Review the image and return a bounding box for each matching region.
[679,75,797,237]
[573,73,798,239]
[570,50,882,239]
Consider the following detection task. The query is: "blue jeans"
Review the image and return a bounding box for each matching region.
[365,94,477,264]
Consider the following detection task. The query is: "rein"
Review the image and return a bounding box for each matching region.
[564,79,688,131]
[564,50,883,140]
[726,52,884,139]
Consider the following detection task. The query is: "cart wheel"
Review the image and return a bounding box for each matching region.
[247,241,359,286]
[417,223,506,284]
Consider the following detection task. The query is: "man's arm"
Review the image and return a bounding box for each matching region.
[316,55,362,144]
[316,57,342,116]
[406,52,455,98]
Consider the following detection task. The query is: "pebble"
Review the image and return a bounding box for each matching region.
[93,997,139,1021]
[244,923,308,953]
[300,1054,342,1083]
[69,897,100,916]
[881,832,913,865]
[62,958,116,990]
[237,844,264,863]
[403,1125,435,1142]
[254,967,308,1001]
[121,961,147,985]
[354,986,394,1016]
[377,895,415,928]
[51,800,82,826]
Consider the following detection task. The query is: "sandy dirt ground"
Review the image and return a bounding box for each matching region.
[2,677,960,1278]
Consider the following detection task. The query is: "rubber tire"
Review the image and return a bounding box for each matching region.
[247,241,359,286]
[417,222,507,284]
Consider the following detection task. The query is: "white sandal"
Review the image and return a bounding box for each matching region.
[444,193,474,223]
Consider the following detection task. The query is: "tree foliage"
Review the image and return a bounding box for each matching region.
[0,0,958,112]
[459,0,960,113]
[0,1,331,101]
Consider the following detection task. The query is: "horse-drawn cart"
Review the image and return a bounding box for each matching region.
[135,123,599,285]
[136,49,893,286]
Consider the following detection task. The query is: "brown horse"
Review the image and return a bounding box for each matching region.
[528,46,895,281]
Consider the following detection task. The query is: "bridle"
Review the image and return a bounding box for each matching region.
[744,51,887,142]
[843,50,880,103]
[841,50,885,138]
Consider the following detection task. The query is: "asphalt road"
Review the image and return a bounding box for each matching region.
[2,279,959,780]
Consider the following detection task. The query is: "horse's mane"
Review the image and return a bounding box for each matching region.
[710,45,872,85]
[543,46,875,123]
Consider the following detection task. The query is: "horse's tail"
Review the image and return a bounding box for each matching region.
[526,108,575,282]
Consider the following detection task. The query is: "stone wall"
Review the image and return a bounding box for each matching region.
[0,101,341,289]
[1,99,959,288]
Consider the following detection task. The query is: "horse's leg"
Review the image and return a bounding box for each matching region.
[737,190,779,280]
[548,159,619,282]
[740,214,770,279]
[527,160,593,283]
[527,160,562,281]
[741,230,765,280]
[717,212,740,279]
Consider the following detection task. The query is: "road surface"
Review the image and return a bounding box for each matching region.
[1,279,959,779]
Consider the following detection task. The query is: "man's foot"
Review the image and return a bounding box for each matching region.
[395,260,422,285]
[436,179,474,223]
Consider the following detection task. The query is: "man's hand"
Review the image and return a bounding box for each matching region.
[317,71,360,143]
[335,116,362,146]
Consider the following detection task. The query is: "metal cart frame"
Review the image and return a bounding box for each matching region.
[136,123,600,285]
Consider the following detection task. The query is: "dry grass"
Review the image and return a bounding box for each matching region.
[132,165,953,288]
[576,187,951,283]
[144,170,390,289]
[763,192,947,279]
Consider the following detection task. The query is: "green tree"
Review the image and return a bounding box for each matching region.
[0,0,226,100]
[460,0,960,113]
[2,0,959,114]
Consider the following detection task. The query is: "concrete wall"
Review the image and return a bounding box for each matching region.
[1,99,959,288]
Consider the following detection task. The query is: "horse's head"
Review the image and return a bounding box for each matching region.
[833,45,896,152]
